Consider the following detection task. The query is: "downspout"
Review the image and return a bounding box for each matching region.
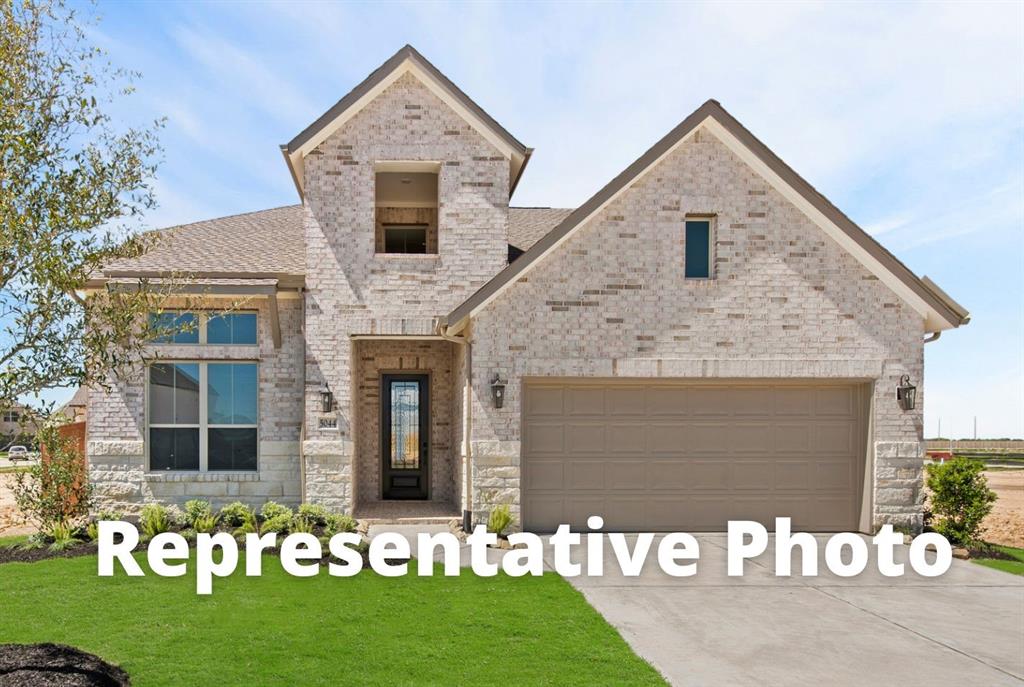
[436,317,472,532]
[298,287,307,504]
[923,331,941,344]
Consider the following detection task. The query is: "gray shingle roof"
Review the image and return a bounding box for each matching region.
[102,205,305,279]
[508,207,574,251]
[101,205,572,282]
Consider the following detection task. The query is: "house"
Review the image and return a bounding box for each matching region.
[85,45,968,533]
[0,403,39,447]
[59,387,89,424]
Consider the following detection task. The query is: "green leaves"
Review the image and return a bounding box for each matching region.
[925,457,998,547]
[0,0,164,412]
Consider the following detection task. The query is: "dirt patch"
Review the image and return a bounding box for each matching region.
[0,643,129,686]
[981,470,1024,548]
[0,473,34,538]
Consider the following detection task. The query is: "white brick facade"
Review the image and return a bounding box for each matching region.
[87,58,943,533]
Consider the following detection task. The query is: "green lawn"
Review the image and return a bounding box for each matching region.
[0,533,29,547]
[973,544,1024,576]
[0,553,664,686]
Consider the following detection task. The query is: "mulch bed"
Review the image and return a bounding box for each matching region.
[0,536,405,570]
[0,643,129,686]
[965,545,1016,561]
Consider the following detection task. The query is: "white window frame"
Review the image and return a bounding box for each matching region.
[149,310,259,346]
[146,360,260,473]
[683,214,716,280]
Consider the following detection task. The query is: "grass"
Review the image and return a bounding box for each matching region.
[0,533,29,548]
[0,465,30,474]
[0,553,664,686]
[972,544,1024,576]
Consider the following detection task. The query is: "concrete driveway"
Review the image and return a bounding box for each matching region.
[565,533,1024,687]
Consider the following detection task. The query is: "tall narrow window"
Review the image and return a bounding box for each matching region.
[149,363,201,470]
[207,363,258,471]
[684,219,712,279]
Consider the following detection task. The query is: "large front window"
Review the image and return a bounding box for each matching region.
[148,362,258,471]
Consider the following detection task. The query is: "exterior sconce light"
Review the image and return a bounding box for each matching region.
[320,385,334,413]
[490,373,507,409]
[896,375,916,411]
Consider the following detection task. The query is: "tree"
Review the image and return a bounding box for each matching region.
[11,422,92,535]
[925,457,997,547]
[0,0,167,416]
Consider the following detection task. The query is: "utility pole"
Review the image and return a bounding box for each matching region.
[974,416,977,440]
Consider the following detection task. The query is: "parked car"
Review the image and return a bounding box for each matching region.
[7,446,30,462]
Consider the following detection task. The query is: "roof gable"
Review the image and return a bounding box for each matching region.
[281,45,531,199]
[444,100,968,333]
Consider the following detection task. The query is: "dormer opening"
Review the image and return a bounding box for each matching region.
[375,161,439,254]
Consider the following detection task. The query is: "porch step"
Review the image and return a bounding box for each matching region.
[356,515,460,526]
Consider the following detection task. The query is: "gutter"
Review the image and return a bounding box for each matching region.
[435,316,473,532]
[923,331,941,344]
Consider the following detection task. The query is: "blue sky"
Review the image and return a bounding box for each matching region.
[62,0,1022,437]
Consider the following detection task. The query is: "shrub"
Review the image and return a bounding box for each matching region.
[262,513,291,534]
[11,423,92,532]
[193,513,218,534]
[324,513,356,536]
[260,501,293,522]
[487,504,514,536]
[233,509,260,537]
[219,502,253,528]
[291,516,315,534]
[925,457,997,546]
[297,503,329,527]
[183,500,214,527]
[85,509,125,542]
[140,504,172,539]
[47,522,78,551]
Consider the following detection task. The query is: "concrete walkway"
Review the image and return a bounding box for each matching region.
[368,527,1024,686]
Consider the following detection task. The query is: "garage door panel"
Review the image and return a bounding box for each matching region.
[608,424,645,452]
[566,387,605,415]
[814,386,856,416]
[688,424,730,452]
[606,387,647,415]
[525,461,564,489]
[688,461,731,489]
[525,387,564,416]
[605,462,647,489]
[647,460,690,488]
[522,380,866,532]
[646,387,689,415]
[774,425,811,453]
[566,423,605,453]
[525,423,564,453]
[647,423,688,452]
[776,461,811,489]
[730,424,774,452]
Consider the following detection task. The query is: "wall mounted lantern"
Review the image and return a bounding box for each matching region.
[320,384,334,413]
[896,375,916,411]
[490,373,507,409]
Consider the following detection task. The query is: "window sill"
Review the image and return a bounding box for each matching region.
[144,471,260,482]
[373,253,440,259]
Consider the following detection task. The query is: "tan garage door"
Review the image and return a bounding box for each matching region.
[522,380,869,532]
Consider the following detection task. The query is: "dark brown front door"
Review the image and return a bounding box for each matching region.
[381,374,429,500]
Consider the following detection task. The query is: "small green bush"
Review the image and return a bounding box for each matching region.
[47,522,78,551]
[297,503,329,527]
[260,501,293,522]
[487,504,514,535]
[290,516,315,534]
[262,513,291,534]
[324,513,356,536]
[219,502,253,528]
[183,500,214,527]
[139,504,172,539]
[232,509,260,537]
[193,513,218,534]
[926,456,997,546]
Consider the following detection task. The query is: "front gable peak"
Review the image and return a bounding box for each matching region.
[281,45,531,199]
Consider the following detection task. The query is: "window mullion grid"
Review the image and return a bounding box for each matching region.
[199,363,209,471]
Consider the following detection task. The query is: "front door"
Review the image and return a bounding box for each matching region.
[381,374,429,499]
